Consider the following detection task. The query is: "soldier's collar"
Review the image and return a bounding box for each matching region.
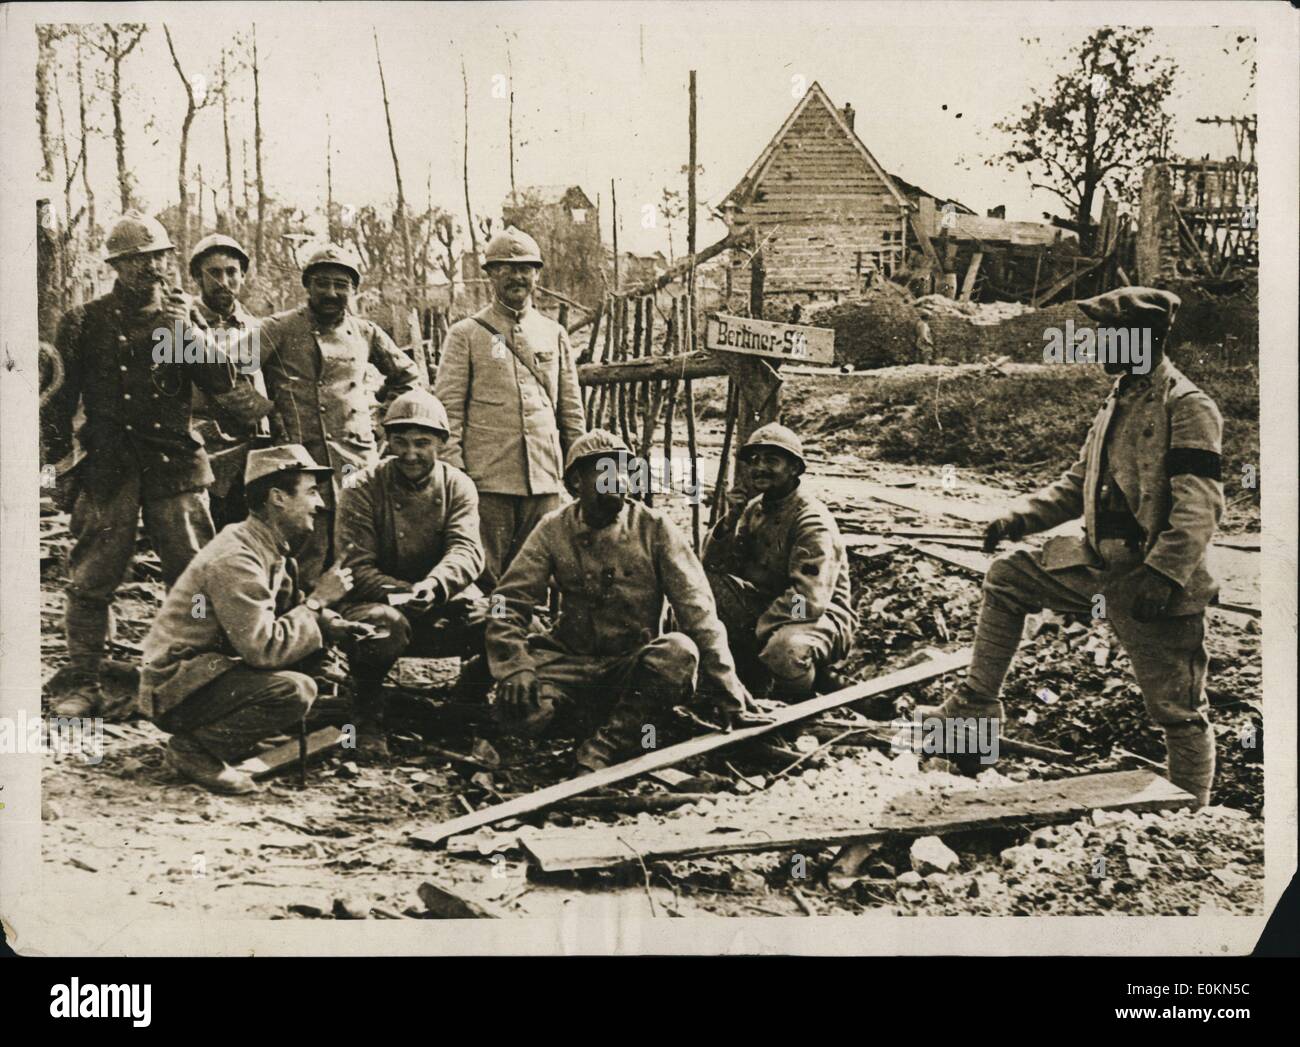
[492,298,533,323]
[760,478,802,508]
[243,514,293,556]
[196,297,250,328]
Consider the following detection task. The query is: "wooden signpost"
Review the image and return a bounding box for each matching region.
[704,313,835,365]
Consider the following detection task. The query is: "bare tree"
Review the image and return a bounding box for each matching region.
[252,25,266,267]
[461,56,479,258]
[373,28,414,295]
[164,24,222,263]
[75,31,96,238]
[326,112,336,242]
[505,32,516,202]
[221,47,235,230]
[88,23,147,213]
[36,26,62,182]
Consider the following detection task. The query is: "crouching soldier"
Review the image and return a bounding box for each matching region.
[486,430,754,772]
[138,446,373,793]
[922,288,1222,804]
[702,424,857,700]
[334,389,489,759]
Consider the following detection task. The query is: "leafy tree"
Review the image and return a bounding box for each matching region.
[987,27,1177,252]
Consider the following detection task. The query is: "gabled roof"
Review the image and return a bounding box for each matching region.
[722,81,909,211]
[508,185,595,210]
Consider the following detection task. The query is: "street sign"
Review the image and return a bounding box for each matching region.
[704,313,835,365]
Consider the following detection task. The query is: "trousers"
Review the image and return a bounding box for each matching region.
[65,472,214,671]
[477,492,562,585]
[342,592,489,682]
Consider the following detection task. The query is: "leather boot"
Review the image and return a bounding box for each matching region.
[1165,721,1215,807]
[49,667,104,719]
[915,684,1004,776]
[166,734,259,795]
[575,687,663,772]
[351,680,390,762]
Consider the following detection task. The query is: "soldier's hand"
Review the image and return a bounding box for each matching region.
[1129,565,1177,622]
[982,514,1027,553]
[497,670,539,713]
[159,288,190,326]
[311,566,354,607]
[404,577,445,615]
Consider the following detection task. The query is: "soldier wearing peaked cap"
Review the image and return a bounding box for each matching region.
[434,226,586,585]
[486,430,754,772]
[188,232,273,529]
[923,287,1224,802]
[43,212,272,720]
[332,389,489,759]
[256,242,424,588]
[702,423,858,701]
[138,445,377,794]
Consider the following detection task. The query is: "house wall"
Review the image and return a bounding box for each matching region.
[726,96,908,307]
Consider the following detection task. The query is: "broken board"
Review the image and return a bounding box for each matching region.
[519,770,1193,872]
[236,727,345,779]
[408,647,973,849]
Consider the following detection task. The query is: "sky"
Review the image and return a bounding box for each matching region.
[37,2,1256,258]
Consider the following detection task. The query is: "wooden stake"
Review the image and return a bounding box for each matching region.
[709,381,739,529]
[684,377,701,551]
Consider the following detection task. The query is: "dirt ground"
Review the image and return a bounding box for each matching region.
[34,400,1265,922]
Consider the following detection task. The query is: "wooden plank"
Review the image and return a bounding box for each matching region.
[418,880,506,919]
[704,313,835,365]
[520,770,1193,872]
[958,251,983,301]
[236,726,345,778]
[408,648,973,848]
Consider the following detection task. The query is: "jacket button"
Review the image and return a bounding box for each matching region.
[125,424,133,431]
[120,365,128,372]
[153,422,161,429]
[118,335,127,345]
[123,393,131,400]
[161,454,170,463]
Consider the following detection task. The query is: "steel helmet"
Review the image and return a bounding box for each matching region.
[382,389,450,437]
[189,233,250,278]
[484,226,544,268]
[563,429,629,482]
[301,243,362,287]
[738,423,806,474]
[104,211,175,261]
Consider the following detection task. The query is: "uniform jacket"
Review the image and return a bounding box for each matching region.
[702,481,857,648]
[487,500,747,703]
[258,305,423,506]
[1013,356,1224,612]
[43,282,261,500]
[434,300,586,496]
[191,298,270,496]
[138,515,323,720]
[335,457,484,605]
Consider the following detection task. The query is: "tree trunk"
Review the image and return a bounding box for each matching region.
[112,51,131,211]
[221,49,235,231]
[461,57,478,258]
[164,26,196,265]
[374,29,414,298]
[76,34,95,238]
[252,25,266,269]
[36,27,57,183]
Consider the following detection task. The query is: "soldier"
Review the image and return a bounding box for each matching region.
[334,389,488,758]
[433,226,586,584]
[188,233,270,529]
[138,445,373,794]
[42,212,270,718]
[922,288,1222,804]
[258,243,423,587]
[487,430,753,772]
[702,423,857,701]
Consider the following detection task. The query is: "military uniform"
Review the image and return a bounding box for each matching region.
[258,305,422,585]
[487,488,748,767]
[191,297,268,528]
[433,228,586,582]
[959,288,1223,804]
[44,280,266,682]
[703,439,856,699]
[335,457,487,683]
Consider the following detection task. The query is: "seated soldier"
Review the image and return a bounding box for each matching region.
[702,423,857,700]
[334,389,488,759]
[486,430,754,772]
[138,445,372,793]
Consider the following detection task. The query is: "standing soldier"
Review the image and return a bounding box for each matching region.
[922,288,1223,804]
[258,244,423,587]
[487,431,753,772]
[434,226,586,584]
[42,212,270,718]
[702,424,857,700]
[188,233,270,529]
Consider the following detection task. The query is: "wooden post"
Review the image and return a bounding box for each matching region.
[684,378,701,552]
[1031,245,1044,303]
[617,297,634,450]
[611,178,620,293]
[708,382,740,529]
